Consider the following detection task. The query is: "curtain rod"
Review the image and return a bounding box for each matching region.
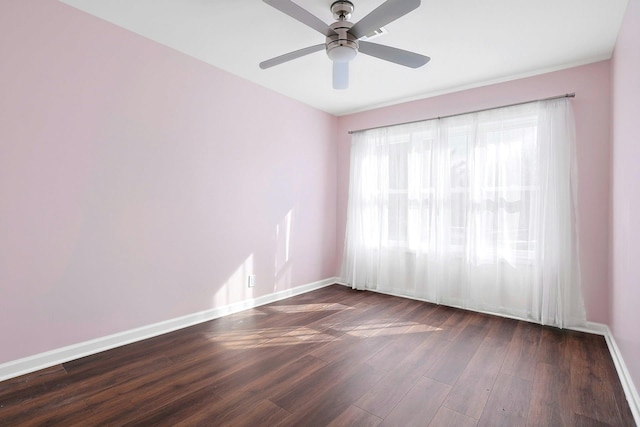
[348,92,576,135]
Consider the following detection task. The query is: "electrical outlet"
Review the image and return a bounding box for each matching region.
[247,274,255,288]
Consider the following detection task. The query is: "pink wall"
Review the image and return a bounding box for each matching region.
[0,0,627,376]
[611,0,640,398]
[337,61,612,324]
[0,2,337,364]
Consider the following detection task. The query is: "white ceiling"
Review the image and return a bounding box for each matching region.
[59,0,628,116]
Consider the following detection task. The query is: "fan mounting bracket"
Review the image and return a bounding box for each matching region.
[331,1,354,21]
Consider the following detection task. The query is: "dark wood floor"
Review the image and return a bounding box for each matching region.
[0,285,635,426]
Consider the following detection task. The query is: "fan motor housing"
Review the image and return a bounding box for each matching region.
[326,20,358,61]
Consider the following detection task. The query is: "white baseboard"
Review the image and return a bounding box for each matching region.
[0,277,338,383]
[593,323,640,425]
[569,321,608,336]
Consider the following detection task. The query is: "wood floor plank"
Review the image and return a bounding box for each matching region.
[332,296,425,339]
[309,332,391,364]
[477,372,533,427]
[76,333,283,422]
[570,413,620,427]
[0,364,68,409]
[203,341,327,394]
[121,381,227,426]
[126,387,292,427]
[355,334,450,418]
[526,361,571,427]
[429,406,477,427]
[422,305,457,326]
[397,299,440,324]
[328,405,383,427]
[364,323,434,372]
[485,312,519,343]
[536,326,568,367]
[425,321,491,385]
[436,308,475,342]
[81,358,235,424]
[0,364,67,399]
[366,303,454,372]
[0,285,634,426]
[443,334,510,419]
[277,362,386,426]
[270,358,383,414]
[380,376,451,427]
[0,353,173,421]
[61,328,197,375]
[501,321,542,381]
[86,339,317,424]
[1,399,92,426]
[296,301,379,341]
[241,354,327,396]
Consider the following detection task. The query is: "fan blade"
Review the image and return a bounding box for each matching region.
[260,44,325,69]
[358,41,430,68]
[333,61,349,90]
[349,0,421,39]
[263,0,336,36]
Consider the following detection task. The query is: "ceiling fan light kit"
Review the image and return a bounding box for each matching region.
[260,0,430,90]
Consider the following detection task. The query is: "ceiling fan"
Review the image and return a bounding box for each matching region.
[259,0,431,90]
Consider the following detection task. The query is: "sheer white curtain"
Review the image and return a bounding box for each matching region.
[341,99,586,328]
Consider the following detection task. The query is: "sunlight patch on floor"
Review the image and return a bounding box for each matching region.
[332,320,443,337]
[204,326,338,350]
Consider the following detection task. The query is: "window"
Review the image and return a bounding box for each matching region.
[342,99,586,328]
